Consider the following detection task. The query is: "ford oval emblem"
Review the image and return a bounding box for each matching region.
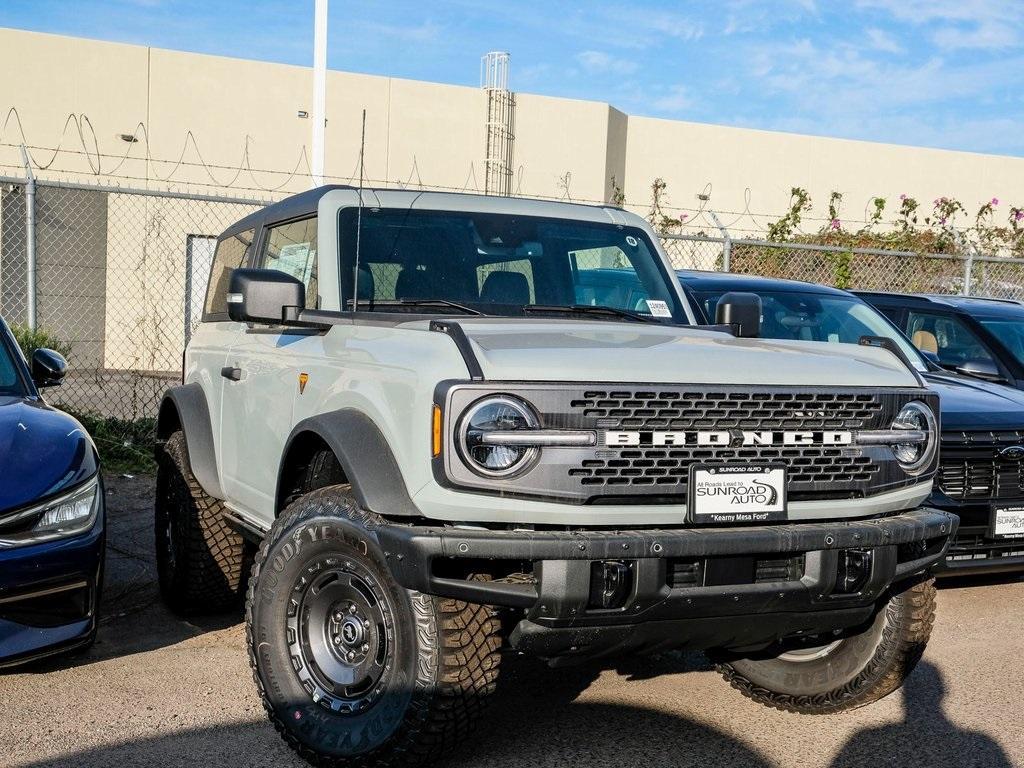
[998,445,1024,460]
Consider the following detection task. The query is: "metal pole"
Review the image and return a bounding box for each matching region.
[311,0,328,187]
[19,145,36,330]
[708,211,731,272]
[962,250,974,296]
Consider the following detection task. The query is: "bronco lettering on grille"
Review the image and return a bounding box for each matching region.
[605,430,854,448]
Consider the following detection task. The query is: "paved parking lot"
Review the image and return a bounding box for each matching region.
[2,474,1022,768]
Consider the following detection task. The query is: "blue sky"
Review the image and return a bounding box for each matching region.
[4,0,1024,156]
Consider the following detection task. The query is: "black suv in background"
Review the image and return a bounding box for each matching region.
[678,270,1024,576]
[857,293,1024,390]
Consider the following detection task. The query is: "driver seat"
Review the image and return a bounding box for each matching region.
[912,330,938,354]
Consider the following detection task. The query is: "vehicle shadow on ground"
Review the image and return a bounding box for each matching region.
[16,654,1012,768]
[826,660,1012,768]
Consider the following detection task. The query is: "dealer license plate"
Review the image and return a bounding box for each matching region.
[991,506,1024,539]
[688,464,787,524]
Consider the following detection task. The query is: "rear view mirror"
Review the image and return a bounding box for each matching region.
[31,348,67,388]
[716,292,762,338]
[956,359,1005,383]
[227,268,305,324]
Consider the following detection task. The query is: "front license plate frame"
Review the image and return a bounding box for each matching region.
[688,464,788,525]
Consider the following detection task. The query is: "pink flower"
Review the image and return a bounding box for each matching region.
[1015,210,1024,222]
[992,197,1000,206]
[830,218,841,230]
[900,194,907,200]
[680,214,689,221]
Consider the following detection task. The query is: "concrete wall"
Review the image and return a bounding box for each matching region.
[4,26,1024,217]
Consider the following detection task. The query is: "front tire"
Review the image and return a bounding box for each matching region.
[716,577,936,714]
[246,485,501,766]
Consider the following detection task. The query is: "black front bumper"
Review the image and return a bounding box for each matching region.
[377,507,957,659]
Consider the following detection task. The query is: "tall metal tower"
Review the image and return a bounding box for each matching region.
[481,52,515,196]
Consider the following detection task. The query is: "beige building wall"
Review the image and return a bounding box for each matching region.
[4,26,1024,215]
[623,116,1024,230]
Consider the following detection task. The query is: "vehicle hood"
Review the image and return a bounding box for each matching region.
[424,319,920,387]
[922,371,1024,432]
[0,395,98,517]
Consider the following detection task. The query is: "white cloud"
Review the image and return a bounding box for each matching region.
[865,27,904,54]
[653,85,692,113]
[576,50,639,75]
[932,21,1018,50]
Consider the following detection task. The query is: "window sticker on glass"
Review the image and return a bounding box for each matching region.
[646,299,672,317]
[276,243,315,283]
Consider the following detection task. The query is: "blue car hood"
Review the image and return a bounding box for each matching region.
[0,396,98,516]
[923,372,1024,432]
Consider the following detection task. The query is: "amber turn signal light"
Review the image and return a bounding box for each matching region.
[432,405,442,457]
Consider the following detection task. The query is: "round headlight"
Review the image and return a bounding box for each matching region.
[891,401,937,474]
[458,396,540,477]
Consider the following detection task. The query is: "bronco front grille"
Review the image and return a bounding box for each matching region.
[938,431,1024,502]
[440,383,933,504]
[568,389,887,497]
[571,390,884,430]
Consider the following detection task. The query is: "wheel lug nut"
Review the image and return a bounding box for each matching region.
[363,620,371,629]
[361,643,369,652]
[333,636,341,645]
[349,605,357,615]
[347,651,356,661]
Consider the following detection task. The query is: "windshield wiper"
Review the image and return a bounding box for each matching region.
[523,304,661,323]
[364,299,484,316]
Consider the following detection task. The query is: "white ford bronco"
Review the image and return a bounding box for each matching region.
[155,186,957,766]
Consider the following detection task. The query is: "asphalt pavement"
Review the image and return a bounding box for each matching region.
[1,474,1021,768]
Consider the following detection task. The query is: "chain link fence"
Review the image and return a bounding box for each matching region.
[5,177,1024,471]
[0,176,267,469]
[659,234,1024,301]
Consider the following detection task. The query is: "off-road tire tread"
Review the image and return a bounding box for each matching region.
[157,431,245,613]
[716,578,936,715]
[245,485,502,767]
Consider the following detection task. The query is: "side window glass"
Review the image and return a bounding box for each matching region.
[204,228,254,318]
[259,218,318,309]
[907,311,994,368]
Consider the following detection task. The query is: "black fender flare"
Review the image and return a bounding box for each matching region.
[279,409,421,517]
[157,383,224,499]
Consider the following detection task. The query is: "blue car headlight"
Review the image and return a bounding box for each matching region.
[0,477,100,548]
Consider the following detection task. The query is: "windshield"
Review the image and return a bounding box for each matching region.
[691,288,927,372]
[337,208,687,322]
[0,332,26,396]
[979,317,1024,367]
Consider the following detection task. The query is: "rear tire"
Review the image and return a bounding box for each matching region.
[246,485,501,766]
[155,431,245,614]
[716,577,936,714]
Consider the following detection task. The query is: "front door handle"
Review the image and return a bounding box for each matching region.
[220,366,244,382]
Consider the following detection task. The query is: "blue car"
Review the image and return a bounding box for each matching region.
[677,270,1024,575]
[0,317,104,667]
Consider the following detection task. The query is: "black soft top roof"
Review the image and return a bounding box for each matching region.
[220,184,354,239]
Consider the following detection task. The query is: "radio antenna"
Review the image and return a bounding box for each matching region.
[352,109,366,311]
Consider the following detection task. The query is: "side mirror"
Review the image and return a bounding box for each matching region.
[227,268,305,324]
[956,359,1005,383]
[715,292,762,338]
[31,348,67,388]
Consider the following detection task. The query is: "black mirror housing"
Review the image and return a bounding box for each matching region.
[956,359,1005,383]
[31,348,68,388]
[715,291,762,338]
[227,268,306,324]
